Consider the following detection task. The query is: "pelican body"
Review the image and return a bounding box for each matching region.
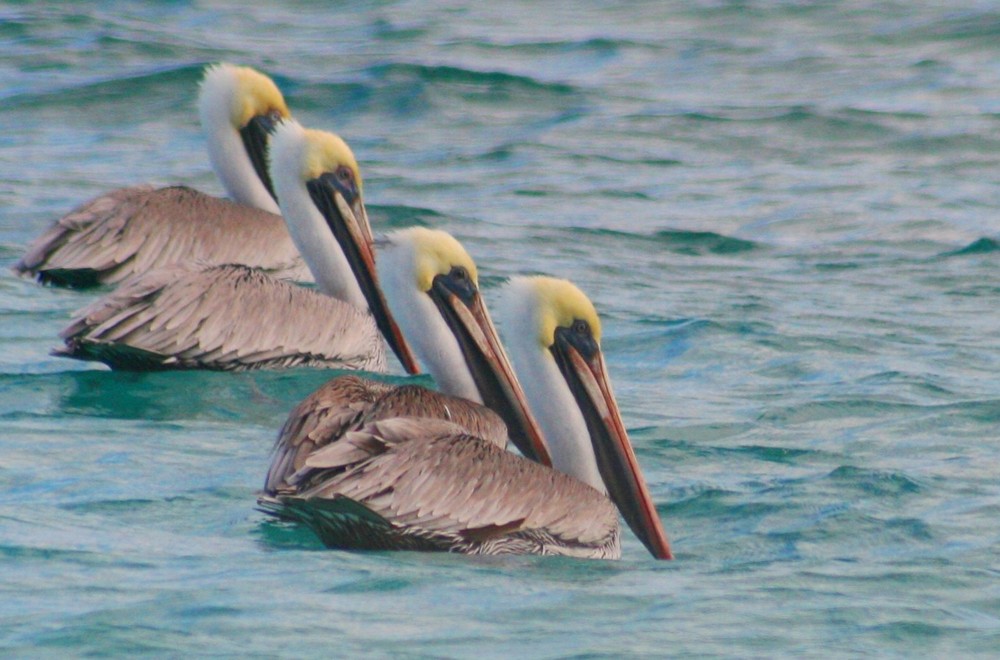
[55,263,385,371]
[260,245,673,559]
[13,64,309,287]
[54,122,418,374]
[267,416,623,558]
[263,227,552,496]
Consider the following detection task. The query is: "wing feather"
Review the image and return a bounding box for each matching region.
[275,426,621,558]
[15,185,309,286]
[265,379,508,496]
[56,264,385,371]
[264,376,395,494]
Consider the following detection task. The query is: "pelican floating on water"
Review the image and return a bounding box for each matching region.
[261,269,673,560]
[13,63,310,287]
[263,226,553,495]
[54,121,415,373]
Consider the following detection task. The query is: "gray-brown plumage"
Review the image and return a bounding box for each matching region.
[258,275,675,561]
[14,185,308,288]
[260,416,620,558]
[264,375,509,495]
[14,64,305,288]
[49,124,421,374]
[55,263,383,371]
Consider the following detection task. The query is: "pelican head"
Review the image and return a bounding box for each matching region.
[497,276,673,560]
[268,120,418,374]
[378,227,551,466]
[198,63,291,214]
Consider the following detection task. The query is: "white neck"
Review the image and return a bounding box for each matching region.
[496,279,605,492]
[269,124,368,308]
[198,72,281,215]
[378,239,481,402]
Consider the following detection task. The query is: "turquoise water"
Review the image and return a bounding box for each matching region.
[2,1,999,656]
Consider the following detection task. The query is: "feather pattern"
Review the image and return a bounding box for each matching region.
[264,375,509,494]
[14,186,309,287]
[55,263,383,371]
[261,419,621,559]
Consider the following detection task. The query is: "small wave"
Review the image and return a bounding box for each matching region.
[564,152,682,168]
[758,398,922,425]
[727,444,815,465]
[826,466,923,497]
[668,485,743,510]
[865,620,970,644]
[856,371,956,398]
[324,576,414,594]
[940,237,1000,256]
[287,80,372,114]
[0,12,32,39]
[895,12,1000,43]
[663,104,921,123]
[652,229,758,255]
[0,544,97,562]
[631,422,755,446]
[654,105,920,143]
[0,369,425,423]
[561,227,758,256]
[59,497,169,513]
[3,63,205,108]
[369,204,445,229]
[761,397,1000,427]
[459,36,634,55]
[638,316,775,342]
[56,492,238,514]
[607,319,716,359]
[366,62,577,96]
[368,17,431,41]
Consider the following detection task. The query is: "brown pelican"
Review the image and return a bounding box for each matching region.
[13,63,310,288]
[263,226,554,494]
[261,270,673,560]
[54,121,416,373]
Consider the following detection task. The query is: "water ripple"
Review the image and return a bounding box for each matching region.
[2,63,203,107]
[561,226,761,255]
[942,237,1000,256]
[366,62,578,96]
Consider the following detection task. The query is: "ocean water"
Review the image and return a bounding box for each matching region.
[2,0,999,656]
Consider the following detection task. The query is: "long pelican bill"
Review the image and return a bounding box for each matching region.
[552,325,673,560]
[306,175,420,375]
[239,110,283,204]
[428,269,552,467]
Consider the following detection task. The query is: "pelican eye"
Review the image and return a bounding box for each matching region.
[433,265,477,303]
[335,165,354,185]
[246,109,283,134]
[556,318,599,359]
[316,166,358,205]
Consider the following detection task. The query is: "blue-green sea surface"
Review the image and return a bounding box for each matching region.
[1,1,999,656]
